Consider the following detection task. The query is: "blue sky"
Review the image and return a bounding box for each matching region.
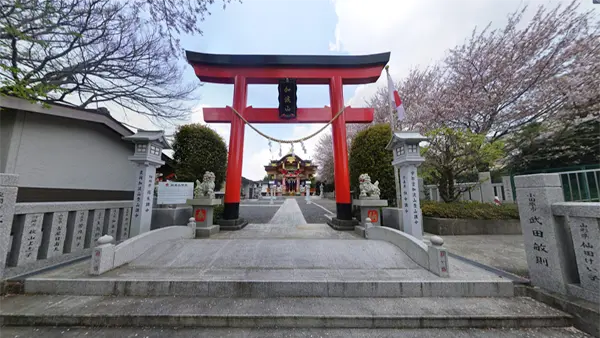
[115,0,598,181]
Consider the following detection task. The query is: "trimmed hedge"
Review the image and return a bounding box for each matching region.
[214,204,224,221]
[173,124,228,191]
[349,124,395,205]
[421,200,519,220]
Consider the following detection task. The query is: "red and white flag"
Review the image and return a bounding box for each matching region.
[385,66,406,121]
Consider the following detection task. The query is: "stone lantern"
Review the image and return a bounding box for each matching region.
[385,132,428,240]
[123,130,170,237]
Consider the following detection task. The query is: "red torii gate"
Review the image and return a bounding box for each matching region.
[186,51,390,230]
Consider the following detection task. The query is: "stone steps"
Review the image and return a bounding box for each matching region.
[22,278,515,297]
[0,295,572,329]
[0,327,593,337]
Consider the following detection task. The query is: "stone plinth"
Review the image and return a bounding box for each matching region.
[151,206,193,230]
[327,218,359,231]
[382,207,403,231]
[353,199,388,227]
[186,198,221,238]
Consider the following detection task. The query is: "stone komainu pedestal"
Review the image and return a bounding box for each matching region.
[186,198,221,238]
[353,198,388,227]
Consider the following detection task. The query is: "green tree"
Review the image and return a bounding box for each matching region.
[505,119,600,174]
[349,124,396,206]
[172,124,227,190]
[421,127,504,202]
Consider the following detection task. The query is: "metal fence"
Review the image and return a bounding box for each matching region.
[559,169,600,202]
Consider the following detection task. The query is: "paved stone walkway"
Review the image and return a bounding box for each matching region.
[268,198,307,225]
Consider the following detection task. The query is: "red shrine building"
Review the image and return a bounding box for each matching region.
[264,154,317,195]
[185,51,389,230]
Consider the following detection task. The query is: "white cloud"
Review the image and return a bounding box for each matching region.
[330,0,595,107]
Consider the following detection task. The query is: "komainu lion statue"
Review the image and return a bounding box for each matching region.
[194,171,216,199]
[359,173,380,199]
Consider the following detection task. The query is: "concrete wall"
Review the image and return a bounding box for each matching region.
[7,112,136,192]
[0,110,17,172]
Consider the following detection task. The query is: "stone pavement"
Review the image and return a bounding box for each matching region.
[2,196,590,336]
[240,197,336,224]
[424,233,529,278]
[239,197,530,279]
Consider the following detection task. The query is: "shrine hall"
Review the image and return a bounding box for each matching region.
[265,154,317,195]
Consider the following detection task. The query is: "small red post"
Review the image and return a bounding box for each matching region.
[223,75,247,220]
[329,76,352,220]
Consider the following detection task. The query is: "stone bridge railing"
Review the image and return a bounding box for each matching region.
[515,173,599,303]
[1,174,132,280]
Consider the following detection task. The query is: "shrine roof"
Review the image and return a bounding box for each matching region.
[186,51,390,85]
[186,51,390,69]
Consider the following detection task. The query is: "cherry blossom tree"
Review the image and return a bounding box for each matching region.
[367,0,599,140]
[367,66,448,132]
[442,0,599,140]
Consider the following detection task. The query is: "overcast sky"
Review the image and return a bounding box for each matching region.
[111,0,598,181]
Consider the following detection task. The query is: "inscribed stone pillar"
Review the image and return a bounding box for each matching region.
[106,208,119,238]
[0,174,18,279]
[122,130,170,237]
[65,210,88,253]
[386,132,428,240]
[130,164,157,237]
[40,211,68,259]
[400,166,423,240]
[568,216,599,294]
[12,213,44,266]
[502,176,514,202]
[479,172,495,203]
[118,207,132,241]
[515,173,578,295]
[89,209,106,246]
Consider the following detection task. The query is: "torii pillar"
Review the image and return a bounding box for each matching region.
[186,51,390,230]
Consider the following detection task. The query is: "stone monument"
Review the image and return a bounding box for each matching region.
[123,130,170,237]
[353,173,388,234]
[514,173,581,297]
[385,132,428,240]
[305,181,311,204]
[186,171,221,238]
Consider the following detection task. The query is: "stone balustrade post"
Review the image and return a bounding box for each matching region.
[502,176,514,202]
[478,172,494,203]
[514,173,578,295]
[89,235,115,275]
[0,174,18,280]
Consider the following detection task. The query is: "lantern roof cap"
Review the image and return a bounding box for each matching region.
[122,130,171,149]
[385,131,428,150]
